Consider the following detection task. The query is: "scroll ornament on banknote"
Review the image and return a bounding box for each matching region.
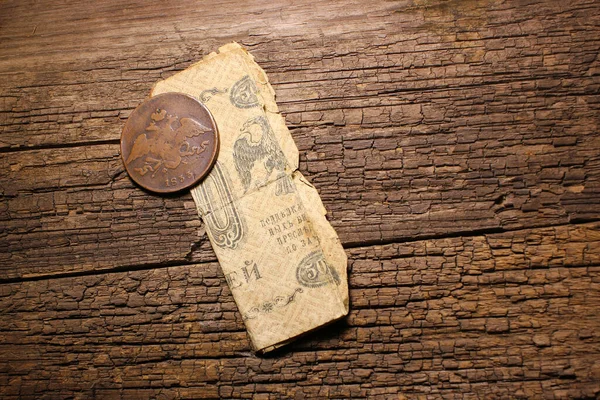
[152,43,349,353]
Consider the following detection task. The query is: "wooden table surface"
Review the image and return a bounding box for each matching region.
[1,0,600,398]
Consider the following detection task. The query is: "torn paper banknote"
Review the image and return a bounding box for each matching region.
[151,43,349,353]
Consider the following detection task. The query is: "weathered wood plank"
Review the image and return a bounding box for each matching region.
[1,0,599,279]
[0,144,214,279]
[1,0,599,149]
[1,223,599,398]
[1,117,599,278]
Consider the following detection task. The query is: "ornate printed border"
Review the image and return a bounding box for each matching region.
[243,288,304,320]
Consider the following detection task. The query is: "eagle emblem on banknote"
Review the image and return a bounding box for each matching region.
[233,116,294,196]
[125,108,213,177]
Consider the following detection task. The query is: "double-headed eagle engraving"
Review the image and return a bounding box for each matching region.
[233,116,294,196]
[126,109,212,177]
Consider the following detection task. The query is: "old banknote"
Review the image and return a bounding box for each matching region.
[151,43,348,353]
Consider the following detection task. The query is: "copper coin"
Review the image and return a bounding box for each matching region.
[121,92,219,193]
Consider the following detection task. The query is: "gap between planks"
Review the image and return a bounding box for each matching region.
[2,219,597,285]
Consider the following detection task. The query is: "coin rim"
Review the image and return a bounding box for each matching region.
[120,92,220,194]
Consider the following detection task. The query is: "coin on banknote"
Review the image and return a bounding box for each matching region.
[121,92,219,193]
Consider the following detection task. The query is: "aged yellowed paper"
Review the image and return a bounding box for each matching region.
[151,43,348,352]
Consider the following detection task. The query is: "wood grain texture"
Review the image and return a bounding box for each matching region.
[1,223,599,398]
[1,0,600,280]
[1,0,599,398]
